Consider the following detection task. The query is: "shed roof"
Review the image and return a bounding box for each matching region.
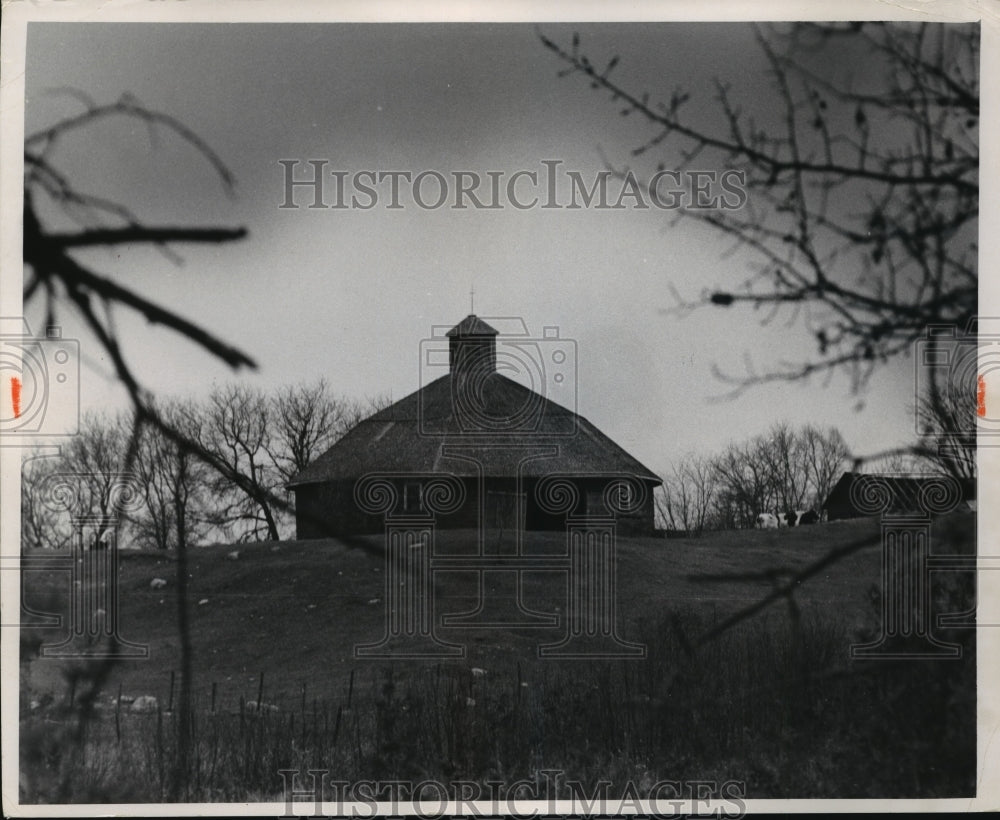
[822,471,976,512]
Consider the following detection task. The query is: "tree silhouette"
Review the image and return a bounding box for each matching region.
[21,95,255,802]
[540,22,978,396]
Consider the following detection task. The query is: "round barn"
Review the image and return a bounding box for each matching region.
[289,315,662,538]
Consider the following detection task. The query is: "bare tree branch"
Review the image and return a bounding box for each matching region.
[540,22,978,393]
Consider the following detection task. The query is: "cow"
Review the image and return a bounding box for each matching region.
[756,512,779,529]
[784,509,818,526]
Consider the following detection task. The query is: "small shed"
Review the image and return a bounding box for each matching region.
[822,471,976,521]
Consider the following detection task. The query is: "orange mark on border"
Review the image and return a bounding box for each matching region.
[978,374,987,418]
[10,376,21,418]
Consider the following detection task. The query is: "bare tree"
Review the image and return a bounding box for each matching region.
[131,424,174,551]
[655,467,691,532]
[758,422,809,513]
[20,95,256,802]
[23,379,392,552]
[712,438,774,527]
[55,410,133,543]
[757,422,849,513]
[21,95,277,539]
[655,470,687,532]
[917,380,976,481]
[267,380,370,484]
[705,422,848,527]
[342,393,395,434]
[657,454,718,533]
[20,449,70,550]
[540,23,978,394]
[799,423,850,508]
[132,400,212,550]
[864,451,909,474]
[709,490,739,532]
[24,96,253,414]
[198,384,284,541]
[683,455,718,532]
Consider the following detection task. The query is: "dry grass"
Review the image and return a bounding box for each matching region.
[19,513,976,801]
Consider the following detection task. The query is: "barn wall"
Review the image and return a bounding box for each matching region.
[294,481,383,538]
[618,492,656,536]
[295,476,659,539]
[294,478,479,537]
[825,500,861,521]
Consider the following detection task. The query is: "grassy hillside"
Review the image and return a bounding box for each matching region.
[23,517,884,705]
[19,513,976,801]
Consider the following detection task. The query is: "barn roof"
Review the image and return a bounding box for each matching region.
[289,371,661,486]
[822,471,976,512]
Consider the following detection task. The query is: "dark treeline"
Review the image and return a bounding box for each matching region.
[655,422,850,533]
[21,380,388,550]
[655,407,975,534]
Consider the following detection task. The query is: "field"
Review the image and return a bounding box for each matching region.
[18,513,977,802]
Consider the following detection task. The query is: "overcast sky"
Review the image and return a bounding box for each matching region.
[19,19,967,471]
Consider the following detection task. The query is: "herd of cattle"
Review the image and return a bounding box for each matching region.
[755,509,821,528]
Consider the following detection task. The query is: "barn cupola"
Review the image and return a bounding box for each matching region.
[446,315,498,380]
